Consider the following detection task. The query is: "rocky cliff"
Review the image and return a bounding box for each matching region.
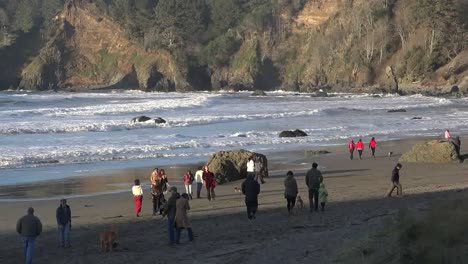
[0,0,467,94]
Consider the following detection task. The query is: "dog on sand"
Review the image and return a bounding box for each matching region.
[234,187,241,193]
[100,227,119,252]
[388,151,393,157]
[296,195,304,210]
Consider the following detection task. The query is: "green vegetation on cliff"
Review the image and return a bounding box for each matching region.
[0,0,467,92]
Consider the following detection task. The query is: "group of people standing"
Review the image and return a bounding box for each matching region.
[348,137,377,160]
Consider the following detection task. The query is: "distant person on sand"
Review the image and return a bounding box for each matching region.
[202,166,216,201]
[194,166,204,198]
[305,163,323,212]
[348,140,355,160]
[175,193,194,244]
[450,136,461,158]
[369,137,377,158]
[356,139,364,159]
[318,182,328,211]
[242,174,261,220]
[132,179,143,217]
[445,129,451,139]
[387,163,403,197]
[284,171,298,215]
[183,170,194,199]
[150,168,159,187]
[151,184,163,216]
[163,186,180,245]
[17,207,42,264]
[56,199,72,248]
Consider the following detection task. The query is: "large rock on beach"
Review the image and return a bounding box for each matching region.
[279,129,308,137]
[400,140,460,163]
[206,149,268,183]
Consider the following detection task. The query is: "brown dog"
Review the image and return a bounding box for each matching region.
[100,228,119,252]
[296,195,304,210]
[234,187,241,193]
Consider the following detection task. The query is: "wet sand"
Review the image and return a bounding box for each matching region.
[0,136,467,264]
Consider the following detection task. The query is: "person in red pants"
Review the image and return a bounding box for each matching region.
[132,179,143,217]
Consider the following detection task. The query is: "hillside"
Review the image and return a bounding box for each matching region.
[0,0,467,93]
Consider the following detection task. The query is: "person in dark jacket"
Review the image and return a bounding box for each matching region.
[284,171,298,215]
[17,207,42,264]
[241,175,261,220]
[387,163,403,197]
[163,186,180,245]
[56,199,72,248]
[305,163,323,212]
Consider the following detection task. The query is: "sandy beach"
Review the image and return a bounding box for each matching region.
[1,136,467,264]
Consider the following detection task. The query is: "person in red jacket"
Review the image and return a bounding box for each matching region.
[202,166,216,201]
[356,139,364,159]
[369,137,377,158]
[348,140,355,160]
[183,170,194,199]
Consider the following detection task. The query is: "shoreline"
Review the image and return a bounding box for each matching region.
[0,134,463,200]
[0,134,466,263]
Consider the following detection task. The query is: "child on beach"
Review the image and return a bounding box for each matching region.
[318,182,328,211]
[369,137,377,158]
[348,140,355,160]
[132,179,143,217]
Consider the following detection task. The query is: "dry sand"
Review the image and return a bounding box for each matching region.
[1,136,467,264]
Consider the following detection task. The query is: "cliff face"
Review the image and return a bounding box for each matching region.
[1,0,467,93]
[18,0,187,91]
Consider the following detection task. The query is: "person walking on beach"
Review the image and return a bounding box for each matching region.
[183,170,194,199]
[305,163,323,212]
[202,166,216,201]
[194,166,204,198]
[369,137,377,158]
[387,163,403,197]
[284,171,298,215]
[445,129,451,139]
[356,139,364,159]
[17,207,42,264]
[56,199,71,248]
[175,193,194,244]
[150,168,159,187]
[348,140,355,160]
[318,182,328,211]
[132,179,143,217]
[247,156,255,179]
[242,174,261,220]
[163,186,180,245]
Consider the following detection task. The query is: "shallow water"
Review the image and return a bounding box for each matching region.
[1,90,467,186]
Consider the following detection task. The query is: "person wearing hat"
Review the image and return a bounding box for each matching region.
[56,199,72,248]
[17,207,42,264]
[163,186,180,245]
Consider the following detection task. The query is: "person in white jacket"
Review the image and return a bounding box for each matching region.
[194,166,204,198]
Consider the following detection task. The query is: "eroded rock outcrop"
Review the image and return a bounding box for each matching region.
[206,149,268,183]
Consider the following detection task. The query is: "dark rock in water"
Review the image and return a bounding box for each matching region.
[293,129,308,137]
[237,134,247,138]
[131,116,166,123]
[279,131,297,137]
[411,117,422,120]
[206,149,268,183]
[387,109,407,113]
[153,117,166,124]
[279,129,308,137]
[131,116,152,123]
[252,90,267,96]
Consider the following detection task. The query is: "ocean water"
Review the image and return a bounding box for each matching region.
[1,90,467,186]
